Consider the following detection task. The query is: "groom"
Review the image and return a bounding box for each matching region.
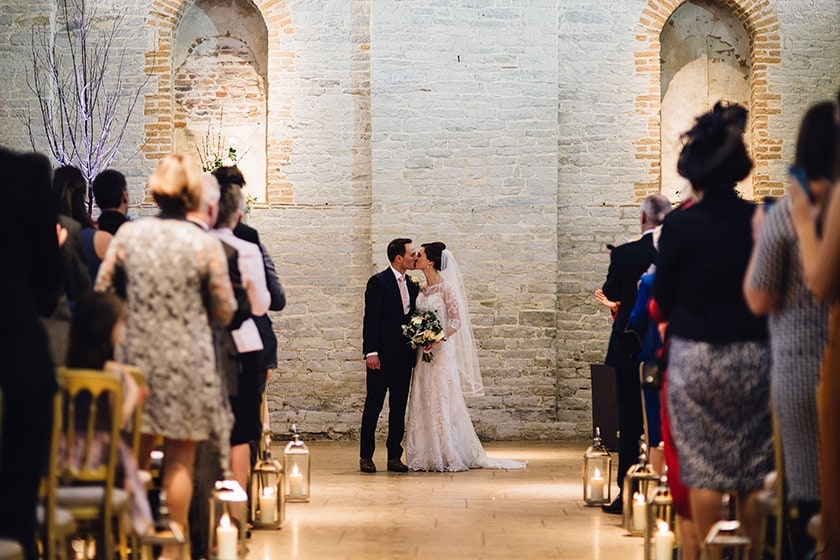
[360,238,419,473]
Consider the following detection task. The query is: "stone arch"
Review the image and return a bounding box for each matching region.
[143,0,294,203]
[634,0,782,201]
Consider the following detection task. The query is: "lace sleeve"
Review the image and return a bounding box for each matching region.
[443,281,461,332]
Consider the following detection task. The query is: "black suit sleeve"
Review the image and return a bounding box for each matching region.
[362,274,384,356]
[225,246,251,331]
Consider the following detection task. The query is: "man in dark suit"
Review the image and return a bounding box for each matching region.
[600,194,671,513]
[360,238,419,473]
[91,169,129,234]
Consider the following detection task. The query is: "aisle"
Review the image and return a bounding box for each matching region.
[246,440,640,559]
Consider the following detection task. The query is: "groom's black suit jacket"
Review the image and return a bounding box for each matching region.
[363,267,419,368]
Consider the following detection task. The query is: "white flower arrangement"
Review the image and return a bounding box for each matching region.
[196,115,242,172]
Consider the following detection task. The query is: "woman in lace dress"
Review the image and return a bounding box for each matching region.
[96,154,235,558]
[405,242,526,472]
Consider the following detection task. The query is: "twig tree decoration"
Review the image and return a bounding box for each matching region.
[22,0,146,214]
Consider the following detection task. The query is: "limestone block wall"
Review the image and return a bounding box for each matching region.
[0,0,837,442]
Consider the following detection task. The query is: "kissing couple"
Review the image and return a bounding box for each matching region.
[360,238,526,473]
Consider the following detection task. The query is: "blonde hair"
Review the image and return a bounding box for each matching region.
[148,154,203,214]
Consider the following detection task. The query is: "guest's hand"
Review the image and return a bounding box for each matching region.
[594,290,618,312]
[789,177,818,241]
[751,204,766,243]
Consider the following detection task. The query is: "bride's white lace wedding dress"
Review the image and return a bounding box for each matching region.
[405,280,527,472]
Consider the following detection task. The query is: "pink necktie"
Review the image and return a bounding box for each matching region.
[398,276,409,314]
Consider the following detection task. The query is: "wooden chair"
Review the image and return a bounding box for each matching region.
[53,367,130,560]
[756,407,788,560]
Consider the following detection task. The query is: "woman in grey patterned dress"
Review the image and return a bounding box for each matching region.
[653,103,772,554]
[744,101,836,558]
[96,155,235,557]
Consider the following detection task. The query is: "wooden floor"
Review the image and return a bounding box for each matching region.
[245,440,641,559]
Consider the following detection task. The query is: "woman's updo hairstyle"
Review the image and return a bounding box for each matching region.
[677,101,753,192]
[148,154,203,214]
[422,241,447,271]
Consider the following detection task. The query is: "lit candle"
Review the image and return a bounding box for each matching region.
[632,492,646,532]
[654,520,675,560]
[259,487,277,525]
[590,467,605,502]
[289,464,304,497]
[216,512,238,560]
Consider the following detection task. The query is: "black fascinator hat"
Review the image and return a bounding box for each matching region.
[677,101,753,192]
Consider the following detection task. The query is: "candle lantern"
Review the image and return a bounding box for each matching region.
[644,476,675,560]
[208,480,248,560]
[582,427,612,506]
[283,424,311,502]
[249,432,285,529]
[704,494,751,560]
[622,444,660,536]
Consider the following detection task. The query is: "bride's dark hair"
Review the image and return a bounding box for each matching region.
[677,101,753,193]
[422,241,447,270]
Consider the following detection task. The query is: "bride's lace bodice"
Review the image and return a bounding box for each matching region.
[417,281,461,333]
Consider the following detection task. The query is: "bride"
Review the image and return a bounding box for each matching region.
[405,242,527,472]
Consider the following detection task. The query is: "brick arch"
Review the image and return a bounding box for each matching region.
[634,0,782,200]
[143,0,294,203]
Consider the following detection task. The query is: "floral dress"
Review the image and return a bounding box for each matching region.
[95,216,235,442]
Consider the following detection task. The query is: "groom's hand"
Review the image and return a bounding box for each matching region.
[366,355,381,370]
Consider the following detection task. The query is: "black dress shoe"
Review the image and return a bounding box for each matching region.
[359,458,376,473]
[602,496,623,515]
[387,459,409,472]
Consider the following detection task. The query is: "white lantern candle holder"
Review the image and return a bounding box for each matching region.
[283,424,311,502]
[208,480,248,560]
[644,476,675,560]
[249,432,285,530]
[622,445,660,536]
[582,427,612,506]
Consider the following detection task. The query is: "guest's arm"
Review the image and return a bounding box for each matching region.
[791,177,840,300]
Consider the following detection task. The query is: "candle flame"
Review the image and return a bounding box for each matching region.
[633,492,646,504]
[657,520,670,532]
[292,464,300,475]
[593,467,601,479]
[262,486,276,498]
[219,512,231,528]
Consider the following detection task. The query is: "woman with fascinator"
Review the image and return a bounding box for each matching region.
[405,242,526,472]
[652,102,772,554]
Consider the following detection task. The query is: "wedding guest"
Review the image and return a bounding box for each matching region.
[65,291,154,537]
[653,102,771,555]
[790,90,840,560]
[0,147,64,560]
[91,169,130,234]
[744,100,836,558]
[53,165,112,280]
[599,193,671,514]
[95,154,236,559]
[210,170,270,529]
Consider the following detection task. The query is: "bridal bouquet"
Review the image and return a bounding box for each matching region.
[402,310,445,363]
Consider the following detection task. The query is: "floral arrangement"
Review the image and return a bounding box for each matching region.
[196,115,241,172]
[402,310,446,363]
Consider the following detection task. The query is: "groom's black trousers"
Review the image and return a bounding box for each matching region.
[360,365,412,461]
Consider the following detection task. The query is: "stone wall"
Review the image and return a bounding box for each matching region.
[0,0,838,441]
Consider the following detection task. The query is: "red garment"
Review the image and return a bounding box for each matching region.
[649,297,691,519]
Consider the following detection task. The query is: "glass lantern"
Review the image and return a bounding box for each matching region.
[249,432,285,529]
[644,476,675,560]
[208,480,248,560]
[583,427,612,506]
[283,424,311,502]
[704,494,751,560]
[623,444,661,536]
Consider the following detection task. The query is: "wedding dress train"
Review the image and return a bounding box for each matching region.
[405,281,526,472]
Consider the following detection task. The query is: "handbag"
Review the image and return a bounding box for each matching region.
[640,360,662,391]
